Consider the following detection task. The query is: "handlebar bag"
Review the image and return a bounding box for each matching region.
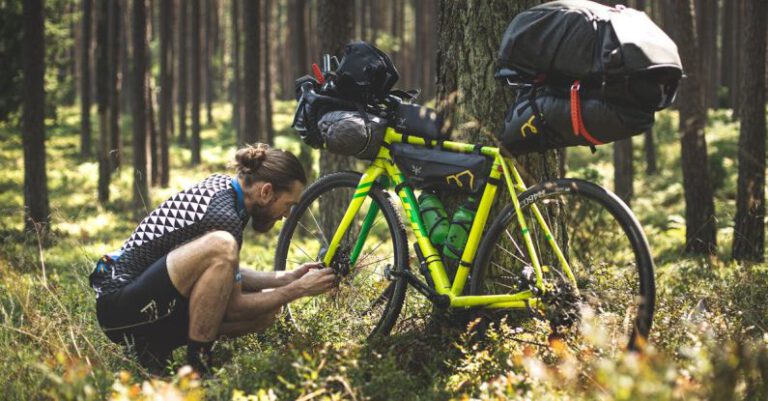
[391,143,491,194]
[334,41,400,103]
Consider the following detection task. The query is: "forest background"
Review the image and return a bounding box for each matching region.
[1,0,767,399]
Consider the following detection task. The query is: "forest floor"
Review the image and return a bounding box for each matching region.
[1,103,767,400]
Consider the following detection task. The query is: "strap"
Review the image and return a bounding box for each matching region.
[231,177,246,214]
[570,81,604,146]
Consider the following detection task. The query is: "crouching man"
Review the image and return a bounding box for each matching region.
[89,143,335,374]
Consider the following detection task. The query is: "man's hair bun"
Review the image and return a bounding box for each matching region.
[234,143,270,175]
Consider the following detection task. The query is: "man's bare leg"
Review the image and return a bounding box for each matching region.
[166,231,239,370]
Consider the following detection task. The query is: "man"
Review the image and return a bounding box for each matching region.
[90,143,335,374]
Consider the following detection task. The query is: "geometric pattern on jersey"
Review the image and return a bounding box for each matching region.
[89,173,250,298]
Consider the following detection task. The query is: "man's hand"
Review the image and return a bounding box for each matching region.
[289,267,337,297]
[285,261,323,284]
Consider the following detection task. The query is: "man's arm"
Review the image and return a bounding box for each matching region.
[225,267,336,321]
[239,262,321,291]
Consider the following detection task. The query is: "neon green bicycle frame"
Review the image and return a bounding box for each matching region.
[321,128,576,309]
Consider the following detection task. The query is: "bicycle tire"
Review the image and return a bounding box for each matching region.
[469,178,655,350]
[274,171,409,339]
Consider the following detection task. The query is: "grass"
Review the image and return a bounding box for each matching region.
[1,103,767,400]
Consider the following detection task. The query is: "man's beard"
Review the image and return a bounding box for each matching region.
[249,204,278,233]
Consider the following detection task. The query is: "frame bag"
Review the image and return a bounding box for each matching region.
[391,143,491,194]
[496,0,682,155]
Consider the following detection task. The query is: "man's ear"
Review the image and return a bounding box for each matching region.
[260,182,274,202]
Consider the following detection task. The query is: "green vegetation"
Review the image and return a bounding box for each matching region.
[1,104,767,400]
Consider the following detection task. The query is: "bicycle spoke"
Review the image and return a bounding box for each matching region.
[307,204,331,247]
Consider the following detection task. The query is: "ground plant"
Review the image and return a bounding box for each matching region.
[1,104,767,400]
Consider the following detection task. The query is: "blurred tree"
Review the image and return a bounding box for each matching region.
[287,0,307,97]
[191,0,202,164]
[732,0,766,262]
[22,0,50,232]
[230,0,243,142]
[243,0,262,144]
[0,1,23,122]
[96,0,110,202]
[132,0,150,216]
[263,0,275,144]
[695,0,718,109]
[80,0,93,157]
[177,0,188,145]
[667,0,717,255]
[107,0,121,172]
[159,0,173,187]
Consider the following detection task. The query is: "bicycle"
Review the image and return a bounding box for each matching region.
[274,57,655,351]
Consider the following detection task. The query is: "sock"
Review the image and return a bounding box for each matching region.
[187,339,214,374]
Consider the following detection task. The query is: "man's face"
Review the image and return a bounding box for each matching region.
[250,180,304,233]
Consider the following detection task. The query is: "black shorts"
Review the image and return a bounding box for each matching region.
[96,255,189,363]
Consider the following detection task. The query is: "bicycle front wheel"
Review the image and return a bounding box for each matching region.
[274,172,409,340]
[470,179,655,351]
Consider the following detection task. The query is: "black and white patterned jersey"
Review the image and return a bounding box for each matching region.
[89,174,250,297]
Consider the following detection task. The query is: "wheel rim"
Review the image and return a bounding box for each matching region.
[279,180,402,340]
[476,185,653,353]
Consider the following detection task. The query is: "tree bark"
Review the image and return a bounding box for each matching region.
[204,0,214,125]
[288,0,308,93]
[732,0,766,262]
[644,129,657,175]
[108,0,122,172]
[190,0,202,164]
[243,0,262,144]
[80,0,93,158]
[318,0,355,177]
[695,0,718,109]
[132,0,150,217]
[22,0,50,232]
[668,0,717,255]
[263,0,275,144]
[159,0,172,187]
[177,0,188,145]
[96,0,110,203]
[231,0,242,143]
[613,139,633,205]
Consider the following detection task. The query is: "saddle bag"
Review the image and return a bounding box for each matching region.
[391,143,491,194]
[495,0,682,155]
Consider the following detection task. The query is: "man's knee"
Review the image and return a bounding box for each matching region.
[201,231,239,267]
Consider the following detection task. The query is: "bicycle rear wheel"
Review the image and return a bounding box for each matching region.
[274,172,409,340]
[470,179,655,351]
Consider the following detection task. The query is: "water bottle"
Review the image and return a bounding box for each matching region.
[418,192,449,246]
[443,197,478,260]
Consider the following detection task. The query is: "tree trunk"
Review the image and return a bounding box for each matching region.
[96,0,110,203]
[696,0,718,109]
[108,0,122,172]
[317,0,355,234]
[721,0,733,109]
[243,0,262,144]
[231,0,242,143]
[318,0,354,177]
[177,0,188,145]
[668,0,717,255]
[80,0,93,158]
[159,0,172,187]
[731,1,743,118]
[132,0,150,217]
[644,129,657,175]
[613,139,633,205]
[190,0,202,164]
[288,0,308,90]
[732,0,766,262]
[22,0,50,232]
[204,0,214,125]
[263,0,275,144]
